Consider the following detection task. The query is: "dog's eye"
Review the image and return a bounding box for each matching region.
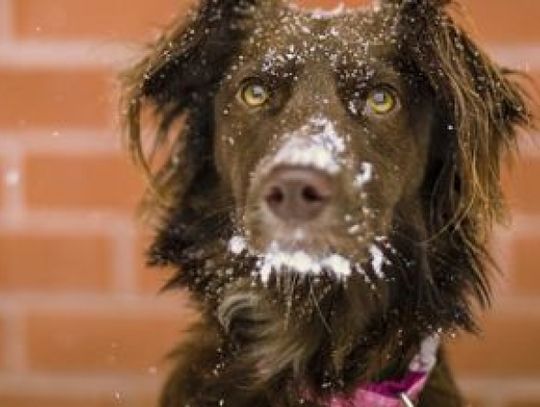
[365,87,398,115]
[238,80,270,108]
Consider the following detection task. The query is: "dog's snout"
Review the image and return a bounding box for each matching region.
[263,166,333,222]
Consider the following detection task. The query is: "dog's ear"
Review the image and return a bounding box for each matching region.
[122,0,281,215]
[387,0,532,230]
[384,0,534,306]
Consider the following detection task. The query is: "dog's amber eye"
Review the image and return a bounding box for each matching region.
[366,87,398,115]
[238,81,270,108]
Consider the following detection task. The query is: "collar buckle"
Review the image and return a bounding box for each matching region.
[399,393,415,407]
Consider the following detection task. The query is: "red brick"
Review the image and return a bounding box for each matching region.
[503,157,540,216]
[508,236,540,295]
[0,69,112,129]
[13,0,194,41]
[448,313,540,376]
[0,233,113,292]
[24,153,144,212]
[26,309,196,373]
[459,0,540,44]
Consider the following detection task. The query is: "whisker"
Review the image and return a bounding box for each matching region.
[309,279,332,334]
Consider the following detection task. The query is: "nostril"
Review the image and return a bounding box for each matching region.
[302,185,325,203]
[266,186,285,205]
[262,166,334,222]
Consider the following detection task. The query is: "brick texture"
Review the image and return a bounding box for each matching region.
[509,236,540,295]
[459,0,540,44]
[449,313,540,376]
[503,157,540,216]
[26,310,195,373]
[0,0,539,406]
[24,153,144,212]
[0,68,113,129]
[0,232,113,292]
[13,0,195,41]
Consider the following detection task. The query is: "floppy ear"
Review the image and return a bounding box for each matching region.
[382,0,533,305]
[121,0,280,215]
[384,0,531,227]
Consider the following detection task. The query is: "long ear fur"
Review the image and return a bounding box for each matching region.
[121,0,279,215]
[387,0,534,307]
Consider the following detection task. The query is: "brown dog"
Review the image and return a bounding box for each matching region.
[122,1,533,405]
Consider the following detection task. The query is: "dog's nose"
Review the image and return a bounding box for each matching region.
[263,166,332,222]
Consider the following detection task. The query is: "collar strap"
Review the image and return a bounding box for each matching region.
[326,335,440,407]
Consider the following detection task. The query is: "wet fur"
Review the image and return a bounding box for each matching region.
[121,0,533,406]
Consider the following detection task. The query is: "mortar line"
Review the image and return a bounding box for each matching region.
[0,210,136,235]
[459,376,540,398]
[0,131,122,153]
[489,44,540,70]
[0,293,191,316]
[0,371,161,397]
[0,40,139,69]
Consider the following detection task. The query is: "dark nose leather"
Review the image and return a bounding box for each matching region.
[263,166,333,223]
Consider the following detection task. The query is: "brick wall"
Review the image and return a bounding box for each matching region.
[0,1,538,406]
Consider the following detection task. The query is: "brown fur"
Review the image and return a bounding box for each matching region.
[121,1,534,406]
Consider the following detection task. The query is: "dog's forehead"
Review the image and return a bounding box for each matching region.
[242,7,398,67]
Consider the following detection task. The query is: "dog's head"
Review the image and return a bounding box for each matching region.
[123,0,531,382]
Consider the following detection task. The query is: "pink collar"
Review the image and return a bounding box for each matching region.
[320,335,440,407]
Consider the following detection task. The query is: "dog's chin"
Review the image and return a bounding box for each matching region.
[228,232,377,285]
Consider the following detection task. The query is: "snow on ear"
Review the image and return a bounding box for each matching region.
[135,0,284,104]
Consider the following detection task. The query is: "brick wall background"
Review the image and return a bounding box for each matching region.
[0,0,538,406]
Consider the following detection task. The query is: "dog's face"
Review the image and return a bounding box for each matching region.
[214,8,435,280]
[123,0,530,376]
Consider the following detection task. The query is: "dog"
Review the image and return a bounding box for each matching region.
[121,0,533,405]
